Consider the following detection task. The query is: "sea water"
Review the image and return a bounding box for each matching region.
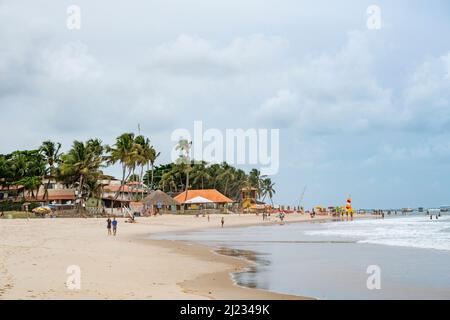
[152,215,450,299]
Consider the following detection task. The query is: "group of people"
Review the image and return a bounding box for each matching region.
[106,217,118,236]
[194,211,224,227]
[262,212,270,221]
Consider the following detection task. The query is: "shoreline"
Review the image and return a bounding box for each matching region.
[0,214,363,300]
[141,214,371,300]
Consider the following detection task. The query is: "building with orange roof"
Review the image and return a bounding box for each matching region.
[174,189,234,205]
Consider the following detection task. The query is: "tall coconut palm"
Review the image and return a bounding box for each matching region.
[161,171,177,193]
[39,141,61,202]
[107,133,137,201]
[175,139,192,200]
[134,135,149,199]
[261,177,276,206]
[148,146,160,190]
[218,163,235,197]
[248,168,263,199]
[60,139,105,211]
[191,161,210,189]
[230,168,248,200]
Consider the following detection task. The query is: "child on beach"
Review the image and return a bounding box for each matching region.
[106,218,112,235]
[112,217,118,236]
[221,217,224,228]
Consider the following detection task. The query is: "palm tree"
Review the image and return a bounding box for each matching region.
[175,139,192,200]
[261,178,276,206]
[60,140,105,211]
[248,168,263,199]
[107,133,137,201]
[207,163,221,189]
[134,135,149,199]
[40,141,61,202]
[8,150,46,200]
[160,171,177,193]
[134,135,160,193]
[191,161,210,189]
[218,163,235,197]
[229,168,248,200]
[0,155,10,189]
[148,146,160,190]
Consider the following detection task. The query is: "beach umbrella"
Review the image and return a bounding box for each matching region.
[32,206,52,216]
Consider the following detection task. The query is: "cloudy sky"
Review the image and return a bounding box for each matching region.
[1,0,450,208]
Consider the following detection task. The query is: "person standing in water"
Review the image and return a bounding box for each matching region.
[221,217,225,228]
[112,217,118,236]
[106,217,112,236]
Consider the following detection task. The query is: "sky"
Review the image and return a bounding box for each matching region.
[1,0,450,209]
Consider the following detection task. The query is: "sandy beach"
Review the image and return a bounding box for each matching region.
[0,214,328,300]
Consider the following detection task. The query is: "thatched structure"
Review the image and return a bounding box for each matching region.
[143,190,179,207]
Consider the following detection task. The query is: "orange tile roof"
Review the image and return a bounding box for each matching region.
[25,189,76,201]
[174,189,234,204]
[0,185,24,191]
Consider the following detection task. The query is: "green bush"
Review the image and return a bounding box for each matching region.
[1,211,37,219]
[0,200,40,212]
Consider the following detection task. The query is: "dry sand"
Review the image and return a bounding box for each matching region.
[0,214,330,300]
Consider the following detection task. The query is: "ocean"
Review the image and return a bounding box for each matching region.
[152,214,450,299]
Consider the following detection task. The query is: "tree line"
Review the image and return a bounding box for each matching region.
[0,135,276,205]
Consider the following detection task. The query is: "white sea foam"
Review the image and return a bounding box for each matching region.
[304,215,450,251]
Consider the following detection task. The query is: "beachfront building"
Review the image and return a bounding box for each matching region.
[27,187,76,204]
[0,185,24,201]
[174,189,234,213]
[29,178,76,204]
[100,179,149,209]
[0,179,76,205]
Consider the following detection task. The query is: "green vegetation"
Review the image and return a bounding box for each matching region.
[0,211,37,219]
[1,134,276,210]
[145,162,275,203]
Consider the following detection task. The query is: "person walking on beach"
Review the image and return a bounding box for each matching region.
[207,214,210,222]
[112,217,118,236]
[106,217,112,235]
[221,217,225,228]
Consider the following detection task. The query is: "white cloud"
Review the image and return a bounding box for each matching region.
[39,42,101,82]
[147,34,288,77]
[257,31,397,133]
[403,52,450,129]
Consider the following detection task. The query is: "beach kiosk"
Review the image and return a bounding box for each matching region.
[143,190,179,215]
